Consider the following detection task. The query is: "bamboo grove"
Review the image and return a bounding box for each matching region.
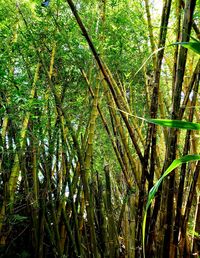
[0,0,199,257]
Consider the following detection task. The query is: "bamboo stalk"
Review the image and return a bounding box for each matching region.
[162,1,197,256]
[66,0,145,165]
[0,63,40,234]
[104,164,119,257]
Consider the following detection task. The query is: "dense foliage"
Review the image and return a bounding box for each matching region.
[0,0,199,257]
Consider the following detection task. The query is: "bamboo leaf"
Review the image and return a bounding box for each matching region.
[109,107,200,131]
[171,41,200,55]
[109,106,200,131]
[142,154,200,258]
[147,118,200,130]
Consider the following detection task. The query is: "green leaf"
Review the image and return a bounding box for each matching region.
[147,119,200,130]
[142,154,200,258]
[171,41,200,55]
